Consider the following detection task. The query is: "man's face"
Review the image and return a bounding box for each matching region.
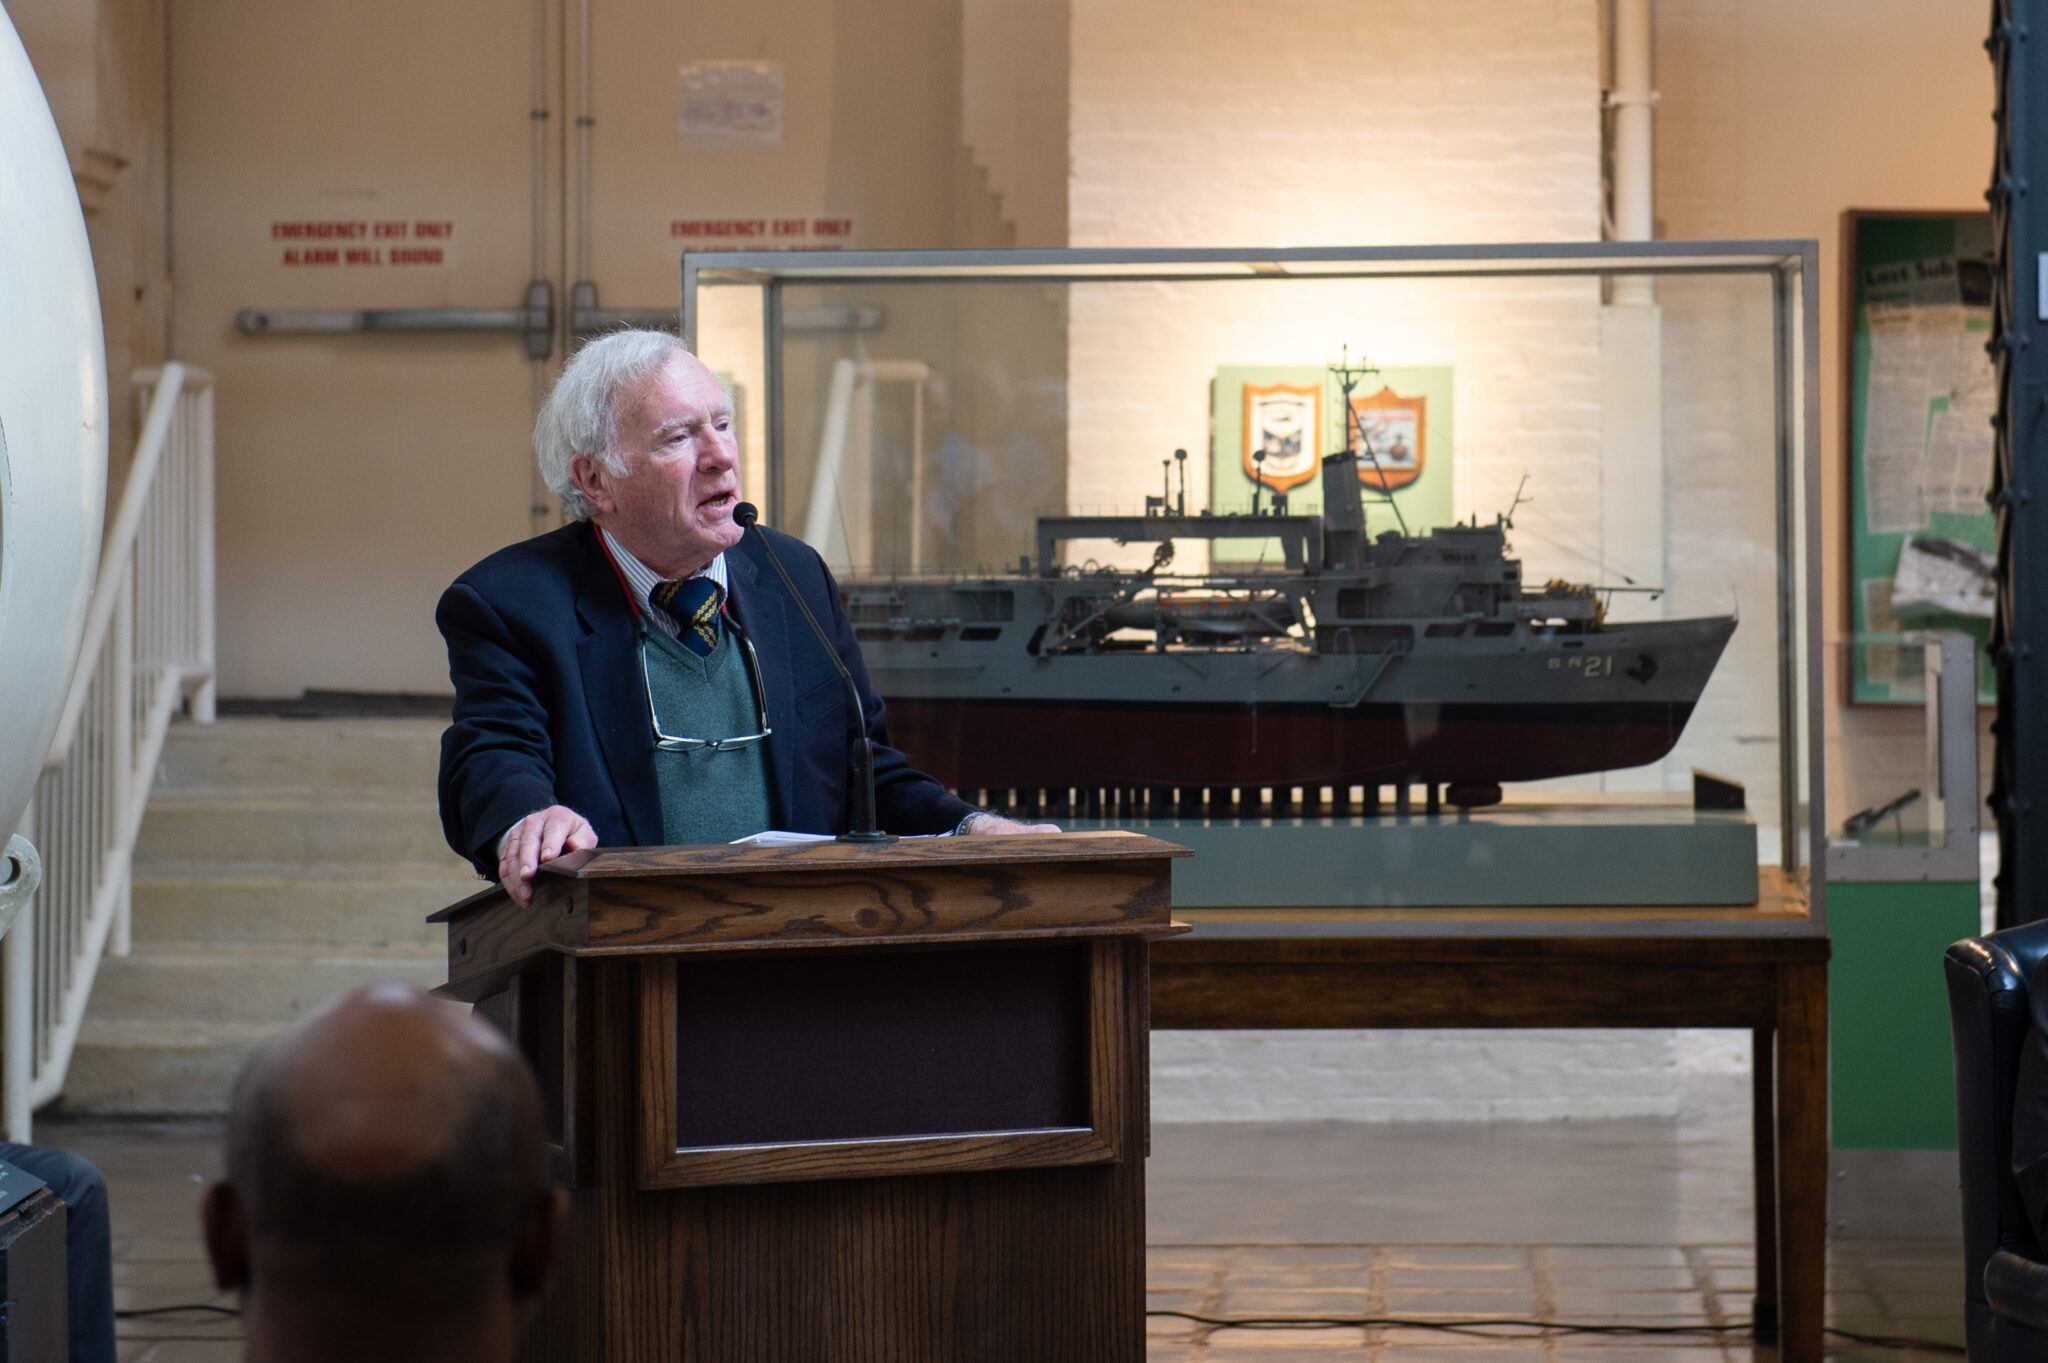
[573,350,743,577]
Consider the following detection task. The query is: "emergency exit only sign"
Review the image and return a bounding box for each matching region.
[270,218,456,268]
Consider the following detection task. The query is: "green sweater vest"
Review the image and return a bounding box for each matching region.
[642,627,774,844]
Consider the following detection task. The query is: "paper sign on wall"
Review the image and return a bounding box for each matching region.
[678,60,783,149]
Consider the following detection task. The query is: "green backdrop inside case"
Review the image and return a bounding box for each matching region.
[1209,364,1452,564]
[1845,213,1997,704]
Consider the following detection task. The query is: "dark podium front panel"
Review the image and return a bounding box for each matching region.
[673,942,1090,1148]
[640,939,1128,1189]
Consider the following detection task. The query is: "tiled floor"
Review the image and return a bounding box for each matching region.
[1141,1241,1959,1361]
[48,1081,1963,1361]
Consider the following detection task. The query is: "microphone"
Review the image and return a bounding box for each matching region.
[732,503,895,844]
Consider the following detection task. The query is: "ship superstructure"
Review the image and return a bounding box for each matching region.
[843,445,1734,808]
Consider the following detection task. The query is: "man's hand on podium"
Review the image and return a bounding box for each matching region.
[957,813,1061,835]
[497,805,599,905]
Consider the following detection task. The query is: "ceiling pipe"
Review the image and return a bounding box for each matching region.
[575,0,594,290]
[1608,0,1657,305]
[528,0,556,531]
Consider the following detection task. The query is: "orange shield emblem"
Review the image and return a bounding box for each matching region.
[1242,382,1322,495]
[1348,386,1425,491]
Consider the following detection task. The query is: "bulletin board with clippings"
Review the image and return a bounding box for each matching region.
[1843,210,1998,705]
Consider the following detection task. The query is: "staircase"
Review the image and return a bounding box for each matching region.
[60,718,474,1115]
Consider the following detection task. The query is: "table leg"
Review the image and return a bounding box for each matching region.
[1774,962,1829,1363]
[1751,1024,1778,1344]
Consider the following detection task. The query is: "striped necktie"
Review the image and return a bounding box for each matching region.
[650,576,724,658]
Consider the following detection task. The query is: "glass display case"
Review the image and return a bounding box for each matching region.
[683,243,1823,933]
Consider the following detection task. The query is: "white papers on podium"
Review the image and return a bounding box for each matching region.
[727,830,941,846]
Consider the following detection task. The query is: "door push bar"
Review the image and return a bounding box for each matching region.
[237,282,557,359]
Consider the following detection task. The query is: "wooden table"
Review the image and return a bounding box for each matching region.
[1148,868,1829,1363]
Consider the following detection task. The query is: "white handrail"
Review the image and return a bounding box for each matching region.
[5,363,216,1139]
[43,364,212,767]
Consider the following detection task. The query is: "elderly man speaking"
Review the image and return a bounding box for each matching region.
[438,331,1049,904]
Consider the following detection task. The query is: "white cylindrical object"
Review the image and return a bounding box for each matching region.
[1609,0,1656,307]
[0,10,109,840]
[1611,0,1654,243]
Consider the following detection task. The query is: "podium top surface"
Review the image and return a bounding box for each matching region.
[428,831,1189,928]
[553,830,1180,879]
[438,826,1187,912]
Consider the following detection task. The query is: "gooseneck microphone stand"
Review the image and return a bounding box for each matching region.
[733,503,895,845]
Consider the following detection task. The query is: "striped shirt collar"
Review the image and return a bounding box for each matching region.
[599,526,728,640]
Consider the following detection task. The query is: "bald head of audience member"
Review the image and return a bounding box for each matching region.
[203,983,566,1363]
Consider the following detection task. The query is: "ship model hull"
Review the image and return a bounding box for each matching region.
[843,443,1737,804]
[886,696,1700,791]
[867,617,1734,792]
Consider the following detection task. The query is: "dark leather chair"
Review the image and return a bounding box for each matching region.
[1946,920,2048,1359]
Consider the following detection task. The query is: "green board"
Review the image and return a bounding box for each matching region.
[1828,879,1980,1150]
[1209,364,1452,562]
[1845,213,1997,704]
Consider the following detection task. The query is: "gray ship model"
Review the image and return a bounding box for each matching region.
[843,440,1735,810]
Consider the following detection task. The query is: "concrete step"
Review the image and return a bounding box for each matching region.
[151,716,445,795]
[130,862,477,950]
[62,1019,281,1117]
[86,945,446,1029]
[134,793,461,867]
[72,717,471,1114]
[68,944,449,1114]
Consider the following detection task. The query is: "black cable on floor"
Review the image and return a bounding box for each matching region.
[1152,1309,1741,1338]
[1149,1308,1966,1354]
[1826,1324,1966,1355]
[114,1304,240,1319]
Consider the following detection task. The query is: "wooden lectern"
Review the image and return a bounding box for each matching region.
[430,831,1187,1362]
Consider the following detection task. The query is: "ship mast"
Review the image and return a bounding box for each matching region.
[1331,350,1407,536]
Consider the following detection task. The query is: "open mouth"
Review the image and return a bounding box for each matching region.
[700,491,735,512]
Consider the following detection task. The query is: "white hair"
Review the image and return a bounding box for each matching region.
[534,329,688,521]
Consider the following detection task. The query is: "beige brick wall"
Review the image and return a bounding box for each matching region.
[1070,0,1600,248]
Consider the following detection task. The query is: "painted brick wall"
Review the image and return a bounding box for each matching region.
[1065,0,1608,576]
[1069,0,1601,250]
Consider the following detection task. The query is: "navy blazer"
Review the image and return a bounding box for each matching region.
[436,521,975,875]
